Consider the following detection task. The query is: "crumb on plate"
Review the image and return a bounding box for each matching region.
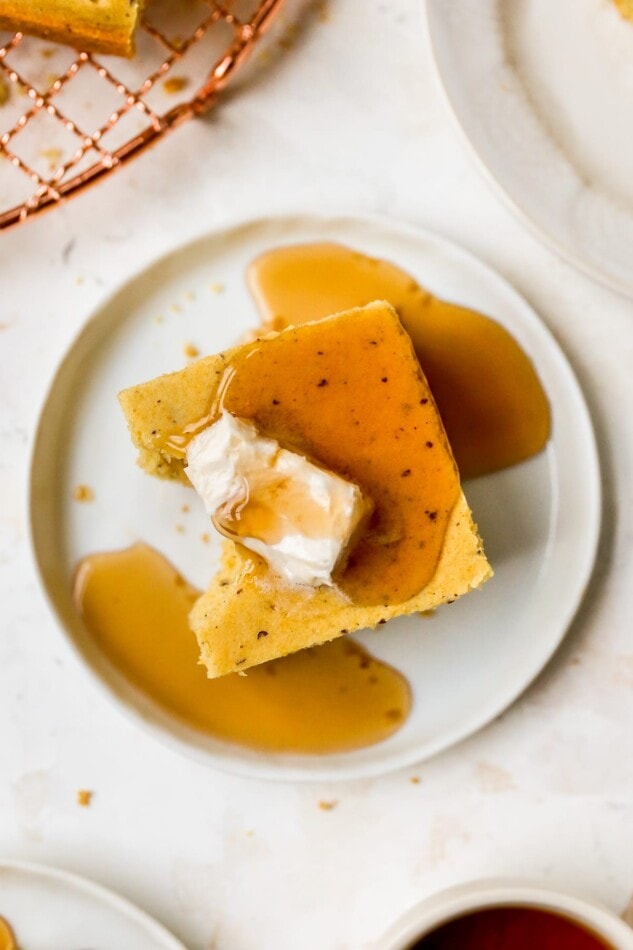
[73,484,94,503]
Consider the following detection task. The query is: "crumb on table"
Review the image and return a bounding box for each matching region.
[0,76,10,107]
[318,799,338,811]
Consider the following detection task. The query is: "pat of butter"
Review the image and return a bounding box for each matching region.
[185,412,371,587]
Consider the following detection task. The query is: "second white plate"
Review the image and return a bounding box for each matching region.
[426,0,633,296]
[30,213,600,781]
[0,861,185,950]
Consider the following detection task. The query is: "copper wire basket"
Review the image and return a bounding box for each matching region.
[0,0,285,230]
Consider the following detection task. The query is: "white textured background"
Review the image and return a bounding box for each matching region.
[1,1,633,947]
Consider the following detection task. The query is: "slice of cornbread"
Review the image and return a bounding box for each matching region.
[0,0,144,57]
[613,0,633,19]
[119,302,491,677]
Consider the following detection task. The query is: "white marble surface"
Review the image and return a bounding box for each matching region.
[1,1,633,947]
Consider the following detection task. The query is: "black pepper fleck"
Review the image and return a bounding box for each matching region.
[257,630,268,639]
[401,468,412,478]
[317,379,328,387]
[425,441,434,448]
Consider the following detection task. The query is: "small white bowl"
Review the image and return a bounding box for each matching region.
[376,879,633,950]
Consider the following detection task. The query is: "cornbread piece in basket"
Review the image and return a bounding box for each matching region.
[613,0,633,19]
[0,0,144,57]
[119,302,491,677]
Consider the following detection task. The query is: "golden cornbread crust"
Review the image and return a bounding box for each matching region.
[192,492,491,677]
[119,301,492,678]
[0,0,144,57]
[613,0,633,19]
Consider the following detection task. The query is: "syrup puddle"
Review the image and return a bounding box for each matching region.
[73,543,411,754]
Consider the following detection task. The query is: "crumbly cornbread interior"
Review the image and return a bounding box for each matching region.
[119,302,491,677]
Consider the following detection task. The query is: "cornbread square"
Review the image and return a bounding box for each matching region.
[119,302,491,677]
[0,0,144,57]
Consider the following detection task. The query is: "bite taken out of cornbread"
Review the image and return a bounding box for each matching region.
[119,301,491,677]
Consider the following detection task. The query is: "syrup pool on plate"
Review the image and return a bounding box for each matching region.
[73,543,411,754]
[72,241,551,754]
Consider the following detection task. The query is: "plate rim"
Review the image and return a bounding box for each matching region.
[423,0,633,300]
[0,859,186,948]
[28,210,602,783]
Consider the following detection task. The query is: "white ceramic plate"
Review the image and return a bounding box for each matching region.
[0,861,185,949]
[30,214,600,782]
[425,0,633,297]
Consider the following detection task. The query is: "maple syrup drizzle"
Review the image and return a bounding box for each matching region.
[73,544,412,754]
[247,242,551,480]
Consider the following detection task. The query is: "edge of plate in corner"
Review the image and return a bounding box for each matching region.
[421,0,633,301]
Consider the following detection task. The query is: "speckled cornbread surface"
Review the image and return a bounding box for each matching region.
[119,302,491,678]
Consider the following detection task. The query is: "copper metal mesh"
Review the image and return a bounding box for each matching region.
[0,0,284,230]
